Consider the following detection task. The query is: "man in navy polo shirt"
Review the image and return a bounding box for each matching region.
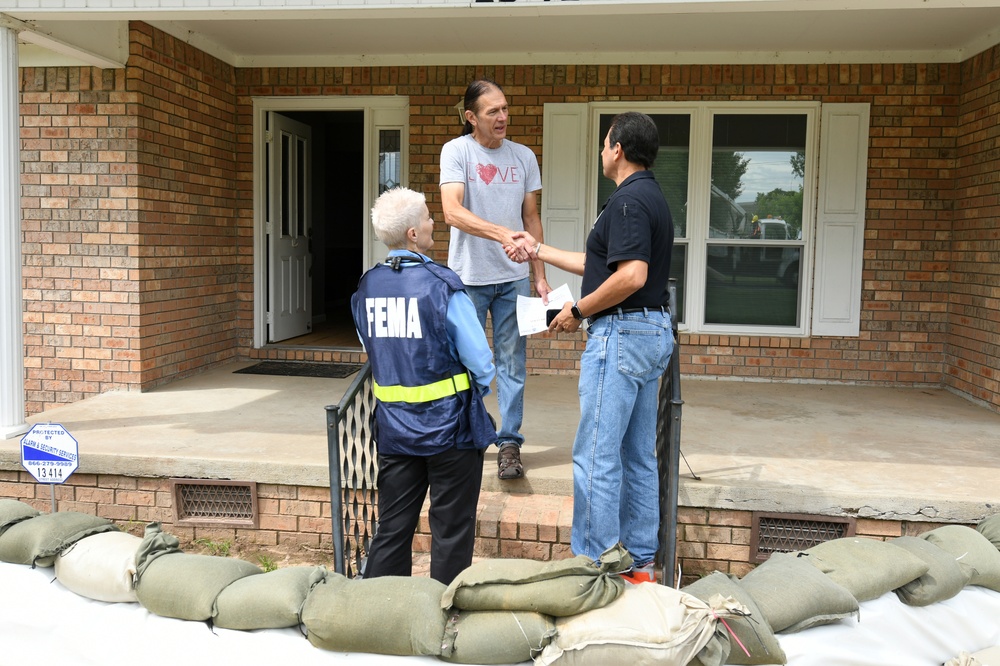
[508,112,674,583]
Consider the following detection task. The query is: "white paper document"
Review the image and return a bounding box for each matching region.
[516,283,575,335]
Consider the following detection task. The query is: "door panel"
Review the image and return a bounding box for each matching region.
[268,112,313,343]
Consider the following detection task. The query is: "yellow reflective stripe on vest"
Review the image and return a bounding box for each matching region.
[373,373,471,404]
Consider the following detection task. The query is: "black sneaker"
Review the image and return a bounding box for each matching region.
[497,442,524,480]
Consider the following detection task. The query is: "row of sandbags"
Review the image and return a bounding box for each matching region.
[3,496,999,666]
[681,513,1000,665]
[0,498,741,665]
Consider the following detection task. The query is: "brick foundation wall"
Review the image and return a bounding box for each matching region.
[18,22,1000,414]
[0,470,960,579]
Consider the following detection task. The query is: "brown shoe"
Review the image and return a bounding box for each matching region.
[497,442,524,480]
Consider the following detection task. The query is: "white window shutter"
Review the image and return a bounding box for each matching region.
[541,103,589,300]
[811,103,870,336]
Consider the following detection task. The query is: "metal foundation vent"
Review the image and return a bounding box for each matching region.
[171,479,258,528]
[750,512,855,562]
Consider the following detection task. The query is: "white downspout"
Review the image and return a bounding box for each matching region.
[0,24,28,438]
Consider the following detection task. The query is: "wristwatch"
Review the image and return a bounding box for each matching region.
[570,302,585,320]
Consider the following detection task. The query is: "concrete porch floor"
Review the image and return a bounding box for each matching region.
[2,360,1000,526]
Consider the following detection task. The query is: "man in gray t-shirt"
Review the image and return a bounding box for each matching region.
[440,79,551,480]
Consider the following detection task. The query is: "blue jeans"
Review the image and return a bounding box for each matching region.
[571,310,672,565]
[465,279,528,447]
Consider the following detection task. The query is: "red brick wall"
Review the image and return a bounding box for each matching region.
[127,23,241,387]
[20,22,1000,413]
[951,44,1000,410]
[19,67,140,413]
[235,61,963,388]
[19,25,242,414]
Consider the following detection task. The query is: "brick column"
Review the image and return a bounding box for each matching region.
[0,24,28,438]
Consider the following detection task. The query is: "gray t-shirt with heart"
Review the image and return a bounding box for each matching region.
[439,135,542,286]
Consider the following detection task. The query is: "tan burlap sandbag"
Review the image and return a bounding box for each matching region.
[535,582,726,666]
[54,531,142,603]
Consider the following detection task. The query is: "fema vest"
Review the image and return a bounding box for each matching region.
[351,257,477,456]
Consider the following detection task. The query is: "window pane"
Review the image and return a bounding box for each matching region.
[297,137,306,238]
[705,244,800,326]
[281,134,290,237]
[379,129,401,194]
[597,114,689,238]
[596,113,690,325]
[707,114,805,327]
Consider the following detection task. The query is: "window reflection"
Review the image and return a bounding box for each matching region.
[706,114,806,327]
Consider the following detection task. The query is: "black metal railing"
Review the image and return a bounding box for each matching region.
[324,362,377,578]
[655,279,689,588]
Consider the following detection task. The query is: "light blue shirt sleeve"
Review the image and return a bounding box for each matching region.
[447,290,496,395]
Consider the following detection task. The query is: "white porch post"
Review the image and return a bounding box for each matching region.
[0,24,28,439]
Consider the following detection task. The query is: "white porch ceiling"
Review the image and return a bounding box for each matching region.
[5,0,1000,69]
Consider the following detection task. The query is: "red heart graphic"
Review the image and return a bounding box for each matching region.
[476,163,499,185]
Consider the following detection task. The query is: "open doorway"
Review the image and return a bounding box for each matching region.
[268,109,364,349]
[254,96,409,351]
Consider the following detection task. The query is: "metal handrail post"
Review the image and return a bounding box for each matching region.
[325,402,346,575]
[657,279,684,587]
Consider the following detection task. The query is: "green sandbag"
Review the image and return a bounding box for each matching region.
[134,522,181,578]
[0,511,116,567]
[0,499,40,538]
[891,536,973,606]
[213,565,328,630]
[135,551,261,621]
[441,555,625,617]
[682,571,786,665]
[302,575,448,657]
[439,609,556,664]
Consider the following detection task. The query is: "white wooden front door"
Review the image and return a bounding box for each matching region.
[267,112,312,343]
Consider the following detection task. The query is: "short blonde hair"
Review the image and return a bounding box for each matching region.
[371,187,427,249]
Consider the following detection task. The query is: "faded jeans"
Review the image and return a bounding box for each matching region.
[465,279,528,447]
[571,310,672,565]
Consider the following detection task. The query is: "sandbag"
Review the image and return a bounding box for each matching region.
[301,574,447,657]
[682,571,786,665]
[0,499,40,537]
[977,513,1000,551]
[739,552,858,633]
[798,537,929,602]
[891,535,973,606]
[134,522,181,578]
[0,511,116,567]
[135,551,261,621]
[213,565,328,630]
[439,609,555,664]
[921,524,1000,592]
[54,530,142,603]
[441,555,624,617]
[535,582,722,666]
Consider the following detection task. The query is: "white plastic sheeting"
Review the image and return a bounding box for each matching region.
[2,561,1000,666]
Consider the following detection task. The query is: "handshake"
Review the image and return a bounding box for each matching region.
[504,231,540,264]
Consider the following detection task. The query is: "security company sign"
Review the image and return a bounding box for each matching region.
[20,423,79,484]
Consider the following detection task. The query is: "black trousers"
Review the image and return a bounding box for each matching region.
[363,447,484,585]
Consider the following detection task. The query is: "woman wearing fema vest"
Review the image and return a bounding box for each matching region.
[351,187,497,585]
